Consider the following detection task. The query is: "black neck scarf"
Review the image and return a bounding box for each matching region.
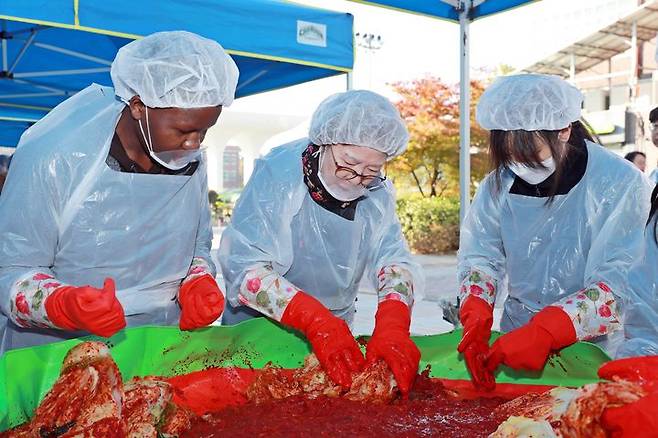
[301,144,365,221]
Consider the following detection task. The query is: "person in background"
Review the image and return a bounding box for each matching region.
[0,155,10,195]
[625,151,646,172]
[0,31,237,354]
[220,90,423,395]
[456,74,650,390]
[648,107,658,183]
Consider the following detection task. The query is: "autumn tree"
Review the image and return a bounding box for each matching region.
[389,77,490,197]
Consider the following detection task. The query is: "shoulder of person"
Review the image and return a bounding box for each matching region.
[16,84,120,161]
[472,168,515,205]
[252,138,307,181]
[584,140,652,212]
[585,140,645,186]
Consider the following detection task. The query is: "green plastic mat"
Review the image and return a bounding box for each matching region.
[0,319,610,430]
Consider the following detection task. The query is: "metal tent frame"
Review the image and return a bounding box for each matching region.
[0,0,355,146]
[349,0,538,223]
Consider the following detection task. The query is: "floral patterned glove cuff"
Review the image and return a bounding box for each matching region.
[377,265,414,308]
[238,264,301,321]
[459,268,498,308]
[183,257,215,284]
[9,271,66,329]
[552,282,621,341]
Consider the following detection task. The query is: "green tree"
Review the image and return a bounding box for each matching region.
[389,77,490,197]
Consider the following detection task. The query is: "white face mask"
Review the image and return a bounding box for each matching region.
[317,148,367,202]
[508,157,556,185]
[138,106,205,171]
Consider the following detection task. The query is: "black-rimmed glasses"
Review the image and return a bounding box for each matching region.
[327,146,387,186]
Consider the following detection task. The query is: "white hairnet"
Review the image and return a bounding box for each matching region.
[111,30,239,108]
[309,90,409,159]
[476,74,582,131]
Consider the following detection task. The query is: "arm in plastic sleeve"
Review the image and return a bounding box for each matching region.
[177,161,224,330]
[457,175,507,308]
[368,183,423,307]
[616,217,658,358]
[563,171,651,341]
[619,174,658,357]
[218,153,302,311]
[185,159,216,282]
[0,145,70,329]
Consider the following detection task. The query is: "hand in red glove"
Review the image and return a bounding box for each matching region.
[485,306,576,372]
[598,356,658,437]
[598,356,658,390]
[44,278,126,338]
[366,300,420,396]
[601,393,658,438]
[281,292,365,388]
[178,274,225,331]
[457,295,496,391]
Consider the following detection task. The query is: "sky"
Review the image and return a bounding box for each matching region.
[229,0,639,120]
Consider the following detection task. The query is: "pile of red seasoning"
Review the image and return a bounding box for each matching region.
[182,369,514,438]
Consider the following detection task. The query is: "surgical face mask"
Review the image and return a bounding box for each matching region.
[317,148,367,201]
[508,157,556,185]
[138,106,205,170]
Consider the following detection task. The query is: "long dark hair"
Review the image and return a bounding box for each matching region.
[489,120,593,200]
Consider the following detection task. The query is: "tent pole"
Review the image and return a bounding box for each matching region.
[630,19,638,103]
[458,0,472,225]
[1,21,7,72]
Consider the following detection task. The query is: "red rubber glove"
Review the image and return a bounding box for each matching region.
[44,278,126,338]
[601,393,658,438]
[599,356,658,437]
[598,356,658,390]
[366,300,420,396]
[485,306,576,372]
[457,295,495,391]
[178,274,225,331]
[281,292,365,388]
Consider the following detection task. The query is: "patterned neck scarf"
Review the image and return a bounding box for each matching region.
[301,143,364,221]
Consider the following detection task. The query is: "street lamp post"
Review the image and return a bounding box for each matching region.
[354,32,384,89]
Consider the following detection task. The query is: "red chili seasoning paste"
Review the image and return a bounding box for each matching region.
[182,370,512,437]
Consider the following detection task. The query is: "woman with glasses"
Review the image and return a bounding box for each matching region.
[219,90,424,395]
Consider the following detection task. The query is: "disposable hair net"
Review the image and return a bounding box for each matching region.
[111,30,239,108]
[476,74,582,131]
[309,90,409,159]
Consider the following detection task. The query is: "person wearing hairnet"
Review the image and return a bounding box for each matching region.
[219,90,424,395]
[456,74,650,390]
[0,31,238,354]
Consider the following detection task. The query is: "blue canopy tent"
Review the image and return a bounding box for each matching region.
[0,107,43,147]
[350,0,537,222]
[0,0,354,147]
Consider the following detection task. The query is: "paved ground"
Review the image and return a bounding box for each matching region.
[355,254,459,336]
[211,227,503,336]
